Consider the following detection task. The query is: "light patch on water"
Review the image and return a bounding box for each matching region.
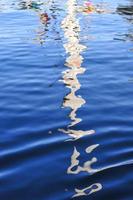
[58,128,95,140]
[86,144,99,153]
[60,0,102,197]
[72,183,102,198]
[60,0,95,139]
[67,145,99,174]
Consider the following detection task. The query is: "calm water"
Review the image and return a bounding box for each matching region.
[0,0,133,199]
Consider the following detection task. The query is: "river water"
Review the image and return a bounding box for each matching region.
[0,0,133,200]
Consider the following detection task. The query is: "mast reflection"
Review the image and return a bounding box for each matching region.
[59,0,95,140]
[61,0,102,197]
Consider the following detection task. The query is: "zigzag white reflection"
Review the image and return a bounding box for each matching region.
[72,183,102,198]
[67,144,99,174]
[59,0,95,140]
[60,0,102,197]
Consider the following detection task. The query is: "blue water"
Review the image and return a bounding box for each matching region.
[0,0,133,199]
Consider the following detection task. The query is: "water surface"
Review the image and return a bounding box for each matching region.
[0,0,133,199]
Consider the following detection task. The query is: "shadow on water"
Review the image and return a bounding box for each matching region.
[117,2,133,17]
[116,1,133,42]
[18,1,44,10]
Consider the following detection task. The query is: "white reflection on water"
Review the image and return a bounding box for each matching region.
[72,183,102,198]
[60,0,95,140]
[61,0,102,197]
[67,145,99,174]
[59,128,95,140]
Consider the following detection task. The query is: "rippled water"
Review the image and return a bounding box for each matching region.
[0,0,133,200]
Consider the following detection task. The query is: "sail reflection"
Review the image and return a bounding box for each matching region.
[60,0,95,140]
